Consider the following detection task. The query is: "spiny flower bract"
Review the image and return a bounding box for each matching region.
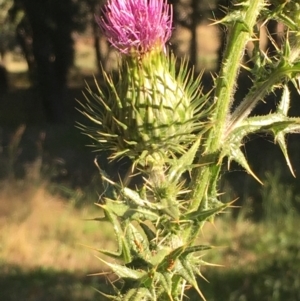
[78,52,208,163]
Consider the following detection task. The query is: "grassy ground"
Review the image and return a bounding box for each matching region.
[0,179,110,301]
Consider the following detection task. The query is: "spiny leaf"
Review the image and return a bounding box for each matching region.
[125,223,151,260]
[123,287,152,301]
[157,245,187,272]
[277,84,290,115]
[229,113,300,179]
[155,272,173,301]
[125,257,152,271]
[122,187,153,208]
[122,186,180,221]
[167,138,201,183]
[93,287,122,301]
[181,245,212,256]
[275,132,295,177]
[224,145,262,184]
[170,275,183,301]
[175,257,206,301]
[274,85,294,176]
[226,60,300,135]
[96,204,132,262]
[185,202,228,222]
[291,76,300,94]
[262,2,300,32]
[159,197,180,221]
[96,257,147,280]
[101,200,130,218]
[94,158,118,200]
[123,207,160,222]
[149,247,172,267]
[139,222,156,244]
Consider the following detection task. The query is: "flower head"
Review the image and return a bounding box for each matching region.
[96,0,173,55]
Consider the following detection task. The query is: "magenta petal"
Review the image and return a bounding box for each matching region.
[96,0,173,54]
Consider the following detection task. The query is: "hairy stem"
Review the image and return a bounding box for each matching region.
[189,0,265,212]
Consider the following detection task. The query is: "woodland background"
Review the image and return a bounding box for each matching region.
[0,1,300,300]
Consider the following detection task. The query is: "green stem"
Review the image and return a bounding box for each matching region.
[187,162,221,212]
[189,0,265,212]
[207,0,265,151]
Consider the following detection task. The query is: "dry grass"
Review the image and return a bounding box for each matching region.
[0,176,264,274]
[0,178,115,273]
[0,174,261,276]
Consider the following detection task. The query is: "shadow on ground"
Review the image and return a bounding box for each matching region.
[193,248,300,301]
[2,252,300,301]
[0,264,106,301]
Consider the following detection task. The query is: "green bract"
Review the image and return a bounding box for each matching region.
[78,51,207,163]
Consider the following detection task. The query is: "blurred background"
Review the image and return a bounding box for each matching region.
[1,0,300,300]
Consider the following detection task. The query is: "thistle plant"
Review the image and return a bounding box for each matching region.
[78,0,300,300]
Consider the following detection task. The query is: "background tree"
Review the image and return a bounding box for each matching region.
[84,0,107,73]
[169,0,231,69]
[0,0,15,95]
[7,0,83,123]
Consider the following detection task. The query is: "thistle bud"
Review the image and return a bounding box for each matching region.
[81,0,204,163]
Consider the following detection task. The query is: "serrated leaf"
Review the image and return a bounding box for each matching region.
[155,272,173,301]
[168,138,201,183]
[185,203,228,222]
[149,247,171,267]
[94,159,118,200]
[157,245,186,272]
[93,288,122,301]
[170,274,182,301]
[122,187,154,208]
[101,200,130,217]
[160,197,180,221]
[291,77,300,94]
[96,204,132,262]
[125,223,151,260]
[139,222,156,243]
[176,257,206,301]
[123,288,152,301]
[277,85,290,115]
[227,113,300,180]
[225,145,262,184]
[182,245,212,256]
[97,257,146,280]
[124,207,160,222]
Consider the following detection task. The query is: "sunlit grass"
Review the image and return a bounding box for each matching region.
[0,178,116,273]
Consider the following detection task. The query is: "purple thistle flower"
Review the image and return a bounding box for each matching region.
[96,0,173,55]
